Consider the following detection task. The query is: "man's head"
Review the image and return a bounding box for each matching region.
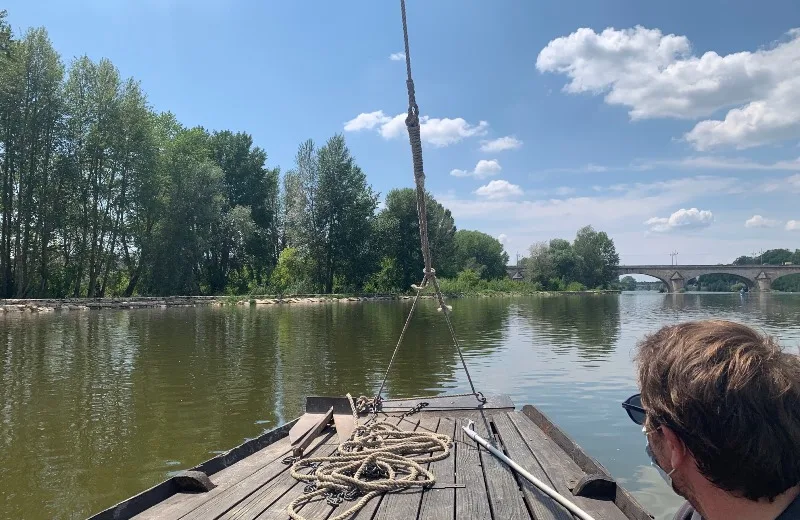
[635,320,800,503]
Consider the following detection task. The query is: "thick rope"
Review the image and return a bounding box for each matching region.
[286,421,451,520]
[373,0,485,406]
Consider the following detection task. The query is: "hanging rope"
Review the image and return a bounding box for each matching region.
[286,420,451,520]
[375,0,485,407]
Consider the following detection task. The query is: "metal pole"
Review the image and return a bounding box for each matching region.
[462,422,597,520]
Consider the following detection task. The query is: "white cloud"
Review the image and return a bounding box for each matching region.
[554,186,576,196]
[389,52,405,61]
[497,233,509,245]
[344,111,488,147]
[745,215,781,228]
[787,220,800,231]
[479,136,523,152]
[645,208,714,233]
[790,174,800,190]
[450,159,502,179]
[475,180,523,199]
[536,26,800,150]
[343,111,390,132]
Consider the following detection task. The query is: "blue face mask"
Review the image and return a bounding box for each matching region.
[643,426,676,486]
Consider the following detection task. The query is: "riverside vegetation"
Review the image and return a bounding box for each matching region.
[0,13,621,300]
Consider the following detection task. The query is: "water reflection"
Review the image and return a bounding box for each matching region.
[514,294,621,360]
[1,293,800,519]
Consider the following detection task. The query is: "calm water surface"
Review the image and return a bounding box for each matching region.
[3,292,800,520]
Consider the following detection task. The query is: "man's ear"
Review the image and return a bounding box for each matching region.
[661,426,689,469]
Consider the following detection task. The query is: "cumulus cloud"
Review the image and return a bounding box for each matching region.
[745,215,781,228]
[450,159,502,179]
[389,52,405,61]
[645,208,714,233]
[497,233,509,245]
[475,180,523,199]
[344,110,489,147]
[536,26,800,150]
[479,136,523,152]
[787,220,800,231]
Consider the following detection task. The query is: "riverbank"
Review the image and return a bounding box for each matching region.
[0,290,621,313]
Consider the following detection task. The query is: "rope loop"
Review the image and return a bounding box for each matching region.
[286,420,451,520]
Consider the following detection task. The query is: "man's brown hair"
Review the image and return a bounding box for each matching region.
[636,320,800,500]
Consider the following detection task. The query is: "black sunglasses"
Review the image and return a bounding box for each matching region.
[622,393,646,425]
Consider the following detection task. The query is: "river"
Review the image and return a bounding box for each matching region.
[2,292,800,520]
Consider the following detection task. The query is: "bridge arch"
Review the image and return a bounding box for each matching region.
[685,272,754,291]
[618,272,669,289]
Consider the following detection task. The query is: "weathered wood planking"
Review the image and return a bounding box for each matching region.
[472,411,532,520]
[453,412,493,520]
[491,412,574,520]
[508,411,630,520]
[417,417,457,520]
[521,406,653,520]
[370,415,435,520]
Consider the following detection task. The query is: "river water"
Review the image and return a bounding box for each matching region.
[2,292,800,520]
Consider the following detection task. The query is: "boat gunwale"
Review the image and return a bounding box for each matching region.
[522,404,654,520]
[86,418,297,520]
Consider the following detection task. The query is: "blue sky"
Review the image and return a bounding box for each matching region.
[7,0,800,266]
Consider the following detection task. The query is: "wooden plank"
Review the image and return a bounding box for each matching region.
[133,438,293,519]
[102,421,296,520]
[171,430,335,520]
[471,412,531,520]
[222,437,342,520]
[417,417,457,520]
[521,406,652,520]
[380,394,514,412]
[491,412,573,520]
[453,413,492,520]
[371,415,436,520]
[508,411,628,520]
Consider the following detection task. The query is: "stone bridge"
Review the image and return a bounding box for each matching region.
[617,265,800,292]
[505,264,800,292]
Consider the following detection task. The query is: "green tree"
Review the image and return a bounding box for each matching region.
[375,188,456,290]
[269,246,309,295]
[316,134,378,292]
[453,230,509,280]
[525,241,555,286]
[619,275,637,291]
[572,225,619,288]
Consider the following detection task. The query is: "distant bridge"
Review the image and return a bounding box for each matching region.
[506,264,800,292]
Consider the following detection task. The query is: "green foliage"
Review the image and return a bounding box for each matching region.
[619,276,637,291]
[453,230,508,280]
[565,281,586,291]
[269,247,307,295]
[375,188,456,290]
[524,226,619,291]
[363,257,402,293]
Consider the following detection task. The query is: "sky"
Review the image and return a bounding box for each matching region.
[6,0,800,266]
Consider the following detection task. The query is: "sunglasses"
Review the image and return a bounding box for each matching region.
[622,393,646,425]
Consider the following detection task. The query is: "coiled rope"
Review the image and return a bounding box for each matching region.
[286,420,451,520]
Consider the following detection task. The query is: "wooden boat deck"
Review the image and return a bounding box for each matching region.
[90,398,651,520]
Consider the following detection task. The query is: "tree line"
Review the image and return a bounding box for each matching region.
[522,227,620,291]
[0,15,515,298]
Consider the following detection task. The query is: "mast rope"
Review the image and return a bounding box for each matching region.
[375,0,485,407]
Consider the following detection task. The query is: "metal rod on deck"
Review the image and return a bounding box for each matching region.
[462,422,597,520]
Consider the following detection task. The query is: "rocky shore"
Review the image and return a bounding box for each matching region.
[0,290,620,314]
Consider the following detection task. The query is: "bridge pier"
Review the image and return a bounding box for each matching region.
[669,272,685,293]
[755,272,771,292]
